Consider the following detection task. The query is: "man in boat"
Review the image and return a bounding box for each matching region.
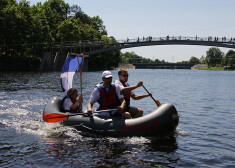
[87,70,131,119]
[115,68,152,118]
[61,88,83,113]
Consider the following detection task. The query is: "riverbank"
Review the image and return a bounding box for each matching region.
[191,64,235,70]
[201,67,235,70]
[117,63,135,69]
[191,64,208,70]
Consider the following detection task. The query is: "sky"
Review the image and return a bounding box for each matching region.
[28,0,235,62]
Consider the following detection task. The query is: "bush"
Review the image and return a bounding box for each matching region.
[0,55,41,71]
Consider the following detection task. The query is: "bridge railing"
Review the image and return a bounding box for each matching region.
[49,36,235,49]
[2,36,234,48]
[117,36,235,44]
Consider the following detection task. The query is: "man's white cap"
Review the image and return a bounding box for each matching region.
[102,70,113,78]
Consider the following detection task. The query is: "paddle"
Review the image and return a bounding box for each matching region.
[142,85,161,107]
[43,109,117,123]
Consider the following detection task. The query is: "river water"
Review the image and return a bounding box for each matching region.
[0,69,234,168]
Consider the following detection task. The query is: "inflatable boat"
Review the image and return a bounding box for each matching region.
[43,96,179,137]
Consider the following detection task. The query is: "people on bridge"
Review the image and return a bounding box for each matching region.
[61,88,83,113]
[87,71,131,119]
[115,68,152,118]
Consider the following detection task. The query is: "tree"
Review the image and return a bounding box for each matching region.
[90,16,107,36]
[189,56,200,64]
[88,36,120,71]
[41,0,69,41]
[0,0,115,71]
[154,58,161,63]
[226,50,235,67]
[200,55,206,64]
[120,51,155,64]
[206,47,224,66]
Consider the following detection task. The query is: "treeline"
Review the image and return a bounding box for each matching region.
[177,48,235,69]
[0,0,120,71]
[121,48,235,70]
[205,48,235,69]
[120,51,166,64]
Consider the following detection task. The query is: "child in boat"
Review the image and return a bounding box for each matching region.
[61,88,83,113]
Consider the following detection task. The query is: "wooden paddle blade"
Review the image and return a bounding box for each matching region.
[43,113,68,123]
[155,100,161,107]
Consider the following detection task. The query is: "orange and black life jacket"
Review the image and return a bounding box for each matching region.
[120,80,131,108]
[97,83,120,110]
[61,95,80,113]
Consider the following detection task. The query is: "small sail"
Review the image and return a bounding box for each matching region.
[60,54,83,95]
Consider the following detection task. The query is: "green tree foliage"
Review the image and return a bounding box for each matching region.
[0,0,116,71]
[222,50,235,68]
[88,36,120,71]
[120,51,159,64]
[200,55,206,64]
[189,56,200,64]
[154,58,161,63]
[177,61,189,63]
[206,47,224,67]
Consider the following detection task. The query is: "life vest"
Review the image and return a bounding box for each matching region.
[61,95,80,113]
[120,80,130,108]
[97,83,120,110]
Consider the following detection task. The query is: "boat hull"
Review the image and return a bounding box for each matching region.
[43,96,179,137]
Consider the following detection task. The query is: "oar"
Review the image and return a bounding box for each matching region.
[142,85,161,107]
[43,109,117,123]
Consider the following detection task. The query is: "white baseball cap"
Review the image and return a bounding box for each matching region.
[102,70,113,78]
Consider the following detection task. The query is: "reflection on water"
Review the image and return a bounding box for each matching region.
[41,135,178,167]
[0,70,234,167]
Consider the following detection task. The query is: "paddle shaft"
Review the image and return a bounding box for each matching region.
[142,85,156,102]
[68,109,117,116]
[79,65,83,112]
[44,109,118,121]
[79,56,84,112]
[142,85,161,107]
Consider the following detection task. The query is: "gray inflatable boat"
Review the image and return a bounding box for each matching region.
[43,96,179,137]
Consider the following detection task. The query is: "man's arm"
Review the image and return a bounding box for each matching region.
[70,95,83,110]
[131,93,152,100]
[122,80,143,94]
[87,102,93,115]
[86,88,99,115]
[116,98,126,114]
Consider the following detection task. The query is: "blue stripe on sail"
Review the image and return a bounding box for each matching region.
[60,55,83,93]
[61,55,79,73]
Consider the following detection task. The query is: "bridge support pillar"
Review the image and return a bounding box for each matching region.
[39,52,89,71]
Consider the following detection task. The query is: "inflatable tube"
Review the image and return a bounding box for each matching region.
[43,96,179,137]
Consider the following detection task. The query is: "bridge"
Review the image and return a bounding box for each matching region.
[40,36,235,71]
[51,36,235,55]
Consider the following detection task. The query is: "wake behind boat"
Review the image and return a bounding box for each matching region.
[43,96,179,137]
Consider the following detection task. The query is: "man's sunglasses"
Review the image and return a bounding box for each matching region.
[121,74,129,77]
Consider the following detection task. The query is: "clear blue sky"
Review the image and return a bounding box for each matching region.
[28,0,235,62]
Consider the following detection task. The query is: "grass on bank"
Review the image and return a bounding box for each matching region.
[201,66,235,71]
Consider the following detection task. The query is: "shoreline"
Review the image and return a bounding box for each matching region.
[116,63,135,69]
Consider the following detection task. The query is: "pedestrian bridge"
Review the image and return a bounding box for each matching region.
[44,36,235,71]
[74,36,235,55]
